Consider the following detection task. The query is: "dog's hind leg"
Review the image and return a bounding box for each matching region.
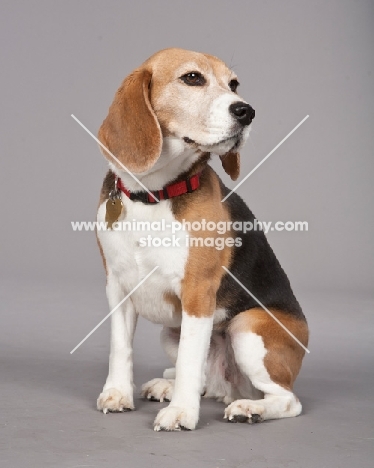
[224,307,308,423]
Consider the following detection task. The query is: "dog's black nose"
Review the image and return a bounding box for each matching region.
[229,102,255,126]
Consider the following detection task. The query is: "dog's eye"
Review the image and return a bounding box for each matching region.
[180,72,206,86]
[229,79,239,92]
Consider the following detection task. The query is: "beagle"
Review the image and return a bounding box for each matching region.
[95,48,308,431]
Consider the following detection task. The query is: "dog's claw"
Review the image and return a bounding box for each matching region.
[227,414,249,423]
[251,413,262,423]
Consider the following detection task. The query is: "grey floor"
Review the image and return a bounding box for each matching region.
[1,278,373,468]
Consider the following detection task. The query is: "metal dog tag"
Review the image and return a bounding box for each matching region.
[105,198,123,229]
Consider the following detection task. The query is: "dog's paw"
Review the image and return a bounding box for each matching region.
[153,405,198,431]
[97,388,134,414]
[224,399,264,424]
[141,378,174,402]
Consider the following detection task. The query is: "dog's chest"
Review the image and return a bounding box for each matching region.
[97,196,188,326]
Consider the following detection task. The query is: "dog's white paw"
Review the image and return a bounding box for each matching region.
[97,388,134,414]
[142,378,174,402]
[224,399,264,424]
[153,405,199,431]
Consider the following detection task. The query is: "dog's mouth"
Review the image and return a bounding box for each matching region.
[183,130,243,149]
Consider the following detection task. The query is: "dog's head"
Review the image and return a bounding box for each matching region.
[98,48,254,181]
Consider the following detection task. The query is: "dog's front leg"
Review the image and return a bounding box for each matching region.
[97,276,138,413]
[154,293,214,431]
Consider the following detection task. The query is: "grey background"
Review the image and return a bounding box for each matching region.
[0,1,373,467]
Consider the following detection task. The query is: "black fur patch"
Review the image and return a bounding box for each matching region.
[217,180,305,320]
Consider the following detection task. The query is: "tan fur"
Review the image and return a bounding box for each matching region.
[98,69,162,173]
[163,292,182,316]
[98,48,242,179]
[172,165,233,317]
[95,171,118,277]
[229,307,309,390]
[96,48,307,428]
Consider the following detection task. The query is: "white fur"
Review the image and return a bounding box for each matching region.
[96,49,258,428]
[112,137,202,191]
[97,281,137,413]
[97,196,188,328]
[152,62,250,157]
[155,325,300,421]
[97,193,227,421]
[201,93,246,152]
[154,312,214,431]
[203,331,262,405]
[226,331,302,421]
[97,192,232,421]
[96,192,190,414]
[157,325,263,406]
[213,307,227,324]
[141,378,174,402]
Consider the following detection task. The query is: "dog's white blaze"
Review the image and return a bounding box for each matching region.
[152,66,250,155]
[208,94,245,140]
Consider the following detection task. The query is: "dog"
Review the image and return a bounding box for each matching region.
[95,48,308,431]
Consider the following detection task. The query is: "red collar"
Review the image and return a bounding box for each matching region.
[117,172,201,204]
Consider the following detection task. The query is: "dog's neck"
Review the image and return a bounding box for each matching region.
[109,136,210,192]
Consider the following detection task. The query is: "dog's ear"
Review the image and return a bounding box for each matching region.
[98,68,162,173]
[219,151,240,181]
